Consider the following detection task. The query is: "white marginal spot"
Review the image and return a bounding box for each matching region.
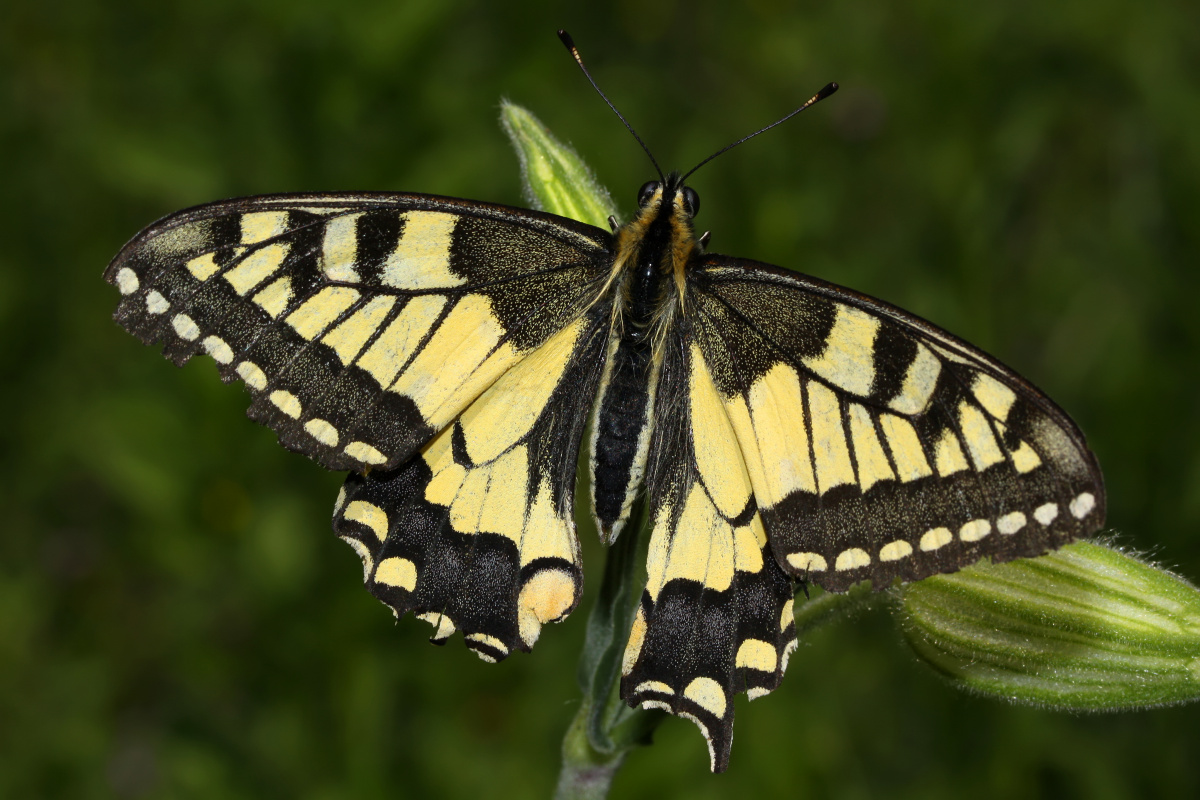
[202,335,234,364]
[997,511,1027,535]
[1034,502,1059,525]
[333,486,348,515]
[635,680,675,696]
[835,548,871,571]
[115,267,139,295]
[786,552,828,572]
[682,677,727,717]
[780,599,795,631]
[747,688,771,701]
[959,519,992,542]
[344,441,387,465]
[269,389,301,419]
[236,360,267,391]
[1070,492,1096,519]
[879,540,913,562]
[171,313,200,341]
[146,290,169,314]
[920,527,954,551]
[304,418,339,447]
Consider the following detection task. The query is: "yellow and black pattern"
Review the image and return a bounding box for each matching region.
[688,256,1104,593]
[105,193,610,473]
[106,172,1104,773]
[620,336,797,772]
[332,308,609,660]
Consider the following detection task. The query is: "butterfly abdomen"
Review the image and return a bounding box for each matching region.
[590,334,659,542]
[588,180,692,543]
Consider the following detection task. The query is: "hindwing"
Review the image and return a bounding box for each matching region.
[619,335,797,772]
[688,256,1106,593]
[332,308,610,660]
[104,193,611,472]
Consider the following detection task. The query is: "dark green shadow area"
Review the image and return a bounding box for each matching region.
[2,1,1198,797]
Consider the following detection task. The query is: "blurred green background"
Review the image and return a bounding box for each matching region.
[3,0,1199,797]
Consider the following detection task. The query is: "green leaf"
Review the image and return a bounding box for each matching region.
[500,101,618,227]
[899,541,1200,709]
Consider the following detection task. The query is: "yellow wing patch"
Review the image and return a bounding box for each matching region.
[802,303,879,396]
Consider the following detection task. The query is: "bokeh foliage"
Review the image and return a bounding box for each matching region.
[2,0,1199,797]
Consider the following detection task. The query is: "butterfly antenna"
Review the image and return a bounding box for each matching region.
[558,29,665,182]
[681,81,839,181]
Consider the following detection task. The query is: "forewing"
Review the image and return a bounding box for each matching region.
[105,193,611,471]
[331,306,610,661]
[689,256,1105,593]
[619,335,797,773]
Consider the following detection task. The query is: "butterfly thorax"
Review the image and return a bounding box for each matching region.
[589,175,700,543]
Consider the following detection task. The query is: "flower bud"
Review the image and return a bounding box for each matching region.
[500,102,617,227]
[899,541,1200,709]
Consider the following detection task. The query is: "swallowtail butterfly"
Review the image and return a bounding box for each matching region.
[104,32,1104,771]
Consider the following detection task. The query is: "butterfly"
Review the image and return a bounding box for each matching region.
[103,32,1104,772]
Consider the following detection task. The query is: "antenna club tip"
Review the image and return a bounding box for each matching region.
[820,82,839,98]
[557,30,575,48]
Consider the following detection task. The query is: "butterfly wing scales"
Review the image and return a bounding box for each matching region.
[619,336,797,772]
[105,193,611,472]
[688,255,1105,593]
[332,309,611,660]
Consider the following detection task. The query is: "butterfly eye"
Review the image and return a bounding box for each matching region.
[637,181,660,207]
[681,186,700,218]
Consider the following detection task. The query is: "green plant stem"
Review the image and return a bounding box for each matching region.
[554,702,626,800]
[555,501,663,800]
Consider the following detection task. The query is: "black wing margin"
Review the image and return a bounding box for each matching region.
[688,255,1105,594]
[104,193,611,472]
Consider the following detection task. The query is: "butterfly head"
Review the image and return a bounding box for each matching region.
[636,174,700,220]
[626,171,701,250]
[618,171,703,274]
